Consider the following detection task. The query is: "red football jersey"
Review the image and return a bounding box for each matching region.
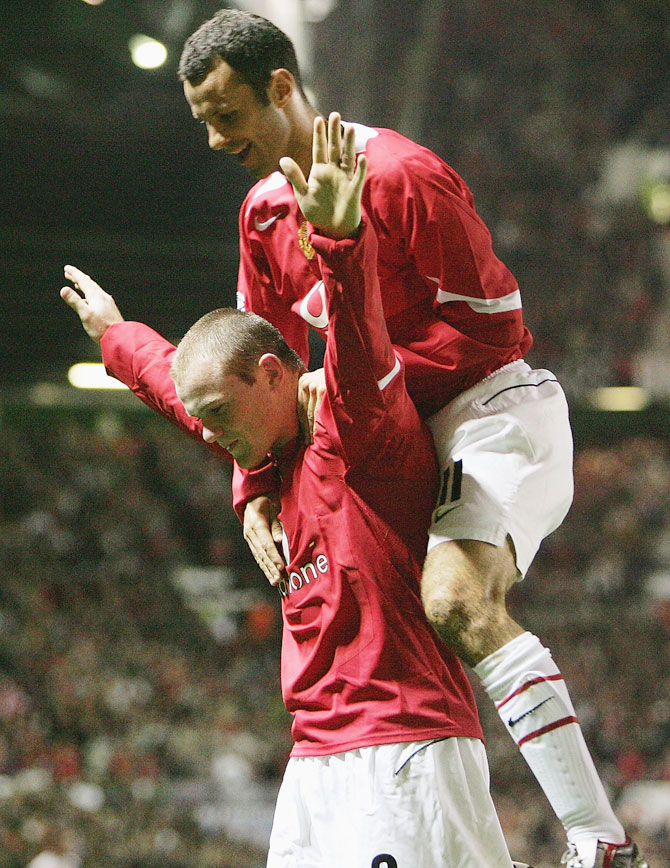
[100,218,483,755]
[237,123,533,418]
[233,123,533,511]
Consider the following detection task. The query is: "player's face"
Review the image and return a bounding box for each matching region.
[184,57,293,179]
[176,356,290,469]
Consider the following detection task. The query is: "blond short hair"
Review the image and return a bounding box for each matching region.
[171,307,304,387]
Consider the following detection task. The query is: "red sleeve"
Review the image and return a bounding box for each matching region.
[361,139,529,409]
[100,321,231,462]
[231,461,280,523]
[309,217,406,468]
[365,138,520,308]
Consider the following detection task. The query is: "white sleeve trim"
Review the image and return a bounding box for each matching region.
[432,286,522,314]
[244,172,288,217]
[377,352,401,390]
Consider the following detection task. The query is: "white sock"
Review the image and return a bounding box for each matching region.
[474,632,626,866]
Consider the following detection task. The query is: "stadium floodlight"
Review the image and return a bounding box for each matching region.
[67,363,128,390]
[588,386,650,412]
[646,183,670,225]
[128,34,168,70]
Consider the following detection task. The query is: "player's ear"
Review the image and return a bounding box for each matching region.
[267,69,294,108]
[258,353,284,387]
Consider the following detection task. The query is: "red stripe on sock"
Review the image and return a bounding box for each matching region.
[516,715,578,747]
[496,673,565,709]
[602,836,631,868]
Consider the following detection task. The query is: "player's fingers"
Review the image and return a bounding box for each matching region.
[249,532,284,586]
[64,265,104,298]
[297,390,312,445]
[307,386,319,434]
[60,286,78,303]
[351,153,368,198]
[340,122,356,172]
[312,115,327,165]
[270,517,284,545]
[60,286,86,312]
[328,112,342,164]
[279,157,309,197]
[244,527,269,571]
[64,264,88,279]
[64,265,91,286]
[256,551,279,585]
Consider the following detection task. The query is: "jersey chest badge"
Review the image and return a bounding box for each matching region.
[298,221,316,260]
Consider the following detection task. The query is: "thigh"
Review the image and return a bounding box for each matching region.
[423,534,519,601]
[426,363,573,576]
[267,739,513,868]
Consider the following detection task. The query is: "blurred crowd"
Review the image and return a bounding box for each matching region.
[386,0,670,396]
[0,408,669,868]
[0,410,288,868]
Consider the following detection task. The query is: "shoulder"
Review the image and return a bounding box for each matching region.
[353,123,473,210]
[240,172,295,229]
[357,125,452,179]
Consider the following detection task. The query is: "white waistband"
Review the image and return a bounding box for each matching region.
[482,359,530,382]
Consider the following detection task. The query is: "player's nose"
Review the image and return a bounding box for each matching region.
[201,425,222,444]
[207,125,228,151]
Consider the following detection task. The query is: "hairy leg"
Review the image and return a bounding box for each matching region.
[421,536,627,866]
[421,536,523,666]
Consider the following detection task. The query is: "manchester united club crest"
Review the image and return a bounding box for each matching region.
[298,221,316,260]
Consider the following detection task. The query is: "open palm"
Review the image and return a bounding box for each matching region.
[280,112,367,240]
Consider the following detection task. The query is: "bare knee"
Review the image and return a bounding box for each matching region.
[421,538,522,667]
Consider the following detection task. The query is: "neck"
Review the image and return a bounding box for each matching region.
[286,99,320,179]
[273,435,303,478]
[271,371,306,471]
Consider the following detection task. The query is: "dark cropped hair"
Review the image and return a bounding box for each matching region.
[178,8,306,104]
[171,308,304,388]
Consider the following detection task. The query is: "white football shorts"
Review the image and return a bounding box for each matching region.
[267,736,514,868]
[426,360,574,576]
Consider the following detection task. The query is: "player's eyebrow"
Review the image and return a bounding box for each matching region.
[192,98,235,123]
[202,398,230,414]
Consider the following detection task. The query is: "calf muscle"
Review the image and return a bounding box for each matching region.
[421,537,523,667]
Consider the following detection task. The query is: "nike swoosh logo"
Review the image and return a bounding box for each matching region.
[254,214,281,231]
[433,503,462,522]
[508,697,553,728]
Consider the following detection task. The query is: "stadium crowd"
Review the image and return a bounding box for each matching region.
[0,407,669,868]
[0,411,286,868]
[359,0,670,397]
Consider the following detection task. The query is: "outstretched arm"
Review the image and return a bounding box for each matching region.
[241,114,366,582]
[59,265,234,463]
[284,111,402,466]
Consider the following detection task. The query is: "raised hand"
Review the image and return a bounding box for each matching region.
[60,265,124,344]
[280,112,367,239]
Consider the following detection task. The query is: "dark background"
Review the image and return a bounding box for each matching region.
[2,0,668,402]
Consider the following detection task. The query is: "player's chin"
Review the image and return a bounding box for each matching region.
[246,162,268,180]
[235,450,262,469]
